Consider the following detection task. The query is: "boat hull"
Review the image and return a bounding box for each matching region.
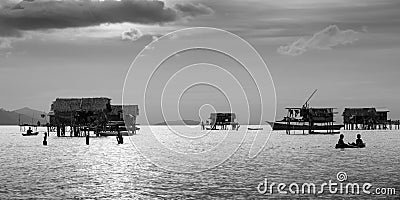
[248,128,263,130]
[266,121,343,131]
[335,143,366,149]
[22,132,39,136]
[309,131,340,135]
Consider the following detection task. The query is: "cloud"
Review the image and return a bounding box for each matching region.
[0,0,214,37]
[151,35,160,41]
[174,3,214,18]
[0,38,11,49]
[121,27,143,41]
[278,25,360,56]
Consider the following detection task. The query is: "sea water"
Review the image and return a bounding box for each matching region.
[0,125,399,199]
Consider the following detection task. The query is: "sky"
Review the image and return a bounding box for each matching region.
[0,0,400,124]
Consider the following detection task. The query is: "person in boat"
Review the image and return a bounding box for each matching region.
[349,134,364,147]
[356,134,363,146]
[27,127,33,135]
[337,134,346,146]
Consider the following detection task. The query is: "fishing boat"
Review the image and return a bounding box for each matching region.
[19,113,43,136]
[267,89,343,135]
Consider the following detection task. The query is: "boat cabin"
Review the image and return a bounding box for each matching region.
[284,107,335,123]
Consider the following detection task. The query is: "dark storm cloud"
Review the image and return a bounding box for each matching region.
[0,0,213,37]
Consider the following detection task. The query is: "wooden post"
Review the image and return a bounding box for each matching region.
[117,125,123,144]
[57,126,60,137]
[43,133,47,146]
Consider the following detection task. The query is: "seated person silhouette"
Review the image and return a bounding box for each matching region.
[27,127,33,134]
[356,134,363,146]
[349,134,364,147]
[337,134,345,146]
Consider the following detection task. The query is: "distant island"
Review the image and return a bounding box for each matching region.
[154,120,201,126]
[0,107,47,125]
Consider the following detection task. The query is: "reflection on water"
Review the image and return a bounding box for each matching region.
[0,126,399,199]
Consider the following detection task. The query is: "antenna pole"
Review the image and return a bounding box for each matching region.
[303,89,318,108]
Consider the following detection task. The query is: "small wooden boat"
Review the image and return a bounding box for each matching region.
[335,143,366,149]
[309,131,340,135]
[248,128,263,130]
[22,132,39,136]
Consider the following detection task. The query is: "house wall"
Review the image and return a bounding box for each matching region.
[209,113,236,125]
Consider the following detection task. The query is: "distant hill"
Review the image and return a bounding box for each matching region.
[0,109,18,125]
[0,107,47,125]
[13,107,47,120]
[155,120,201,126]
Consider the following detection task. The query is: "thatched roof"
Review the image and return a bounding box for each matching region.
[51,97,111,112]
[343,108,376,116]
[110,105,139,116]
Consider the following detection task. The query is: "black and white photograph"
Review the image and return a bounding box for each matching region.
[0,0,399,199]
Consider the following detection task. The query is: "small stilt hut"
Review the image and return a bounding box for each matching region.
[342,107,398,130]
[208,113,238,130]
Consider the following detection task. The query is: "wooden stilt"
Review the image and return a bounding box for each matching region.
[57,126,60,137]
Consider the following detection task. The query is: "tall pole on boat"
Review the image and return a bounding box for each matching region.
[303,89,318,108]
